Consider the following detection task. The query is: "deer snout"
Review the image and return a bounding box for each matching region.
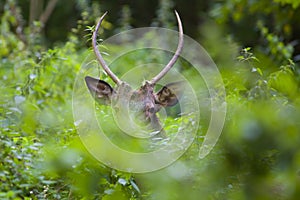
[145,103,156,120]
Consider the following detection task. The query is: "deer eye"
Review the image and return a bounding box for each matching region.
[149,107,155,113]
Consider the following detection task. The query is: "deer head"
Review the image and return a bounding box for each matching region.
[85,11,184,138]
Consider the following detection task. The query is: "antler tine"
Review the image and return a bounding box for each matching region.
[149,10,184,85]
[93,12,122,85]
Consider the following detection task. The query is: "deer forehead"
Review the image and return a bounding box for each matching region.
[112,82,157,106]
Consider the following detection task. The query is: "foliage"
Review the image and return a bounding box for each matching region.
[210,0,300,63]
[220,54,300,199]
[0,2,140,199]
[274,0,300,9]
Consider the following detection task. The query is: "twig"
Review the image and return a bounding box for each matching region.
[39,0,58,26]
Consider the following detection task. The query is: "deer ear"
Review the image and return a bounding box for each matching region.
[85,76,113,104]
[156,81,184,107]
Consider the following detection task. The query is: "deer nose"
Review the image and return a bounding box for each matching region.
[145,103,155,120]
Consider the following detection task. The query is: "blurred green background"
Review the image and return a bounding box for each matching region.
[1,0,300,199]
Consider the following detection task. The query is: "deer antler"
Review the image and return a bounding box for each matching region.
[149,11,184,85]
[92,12,122,85]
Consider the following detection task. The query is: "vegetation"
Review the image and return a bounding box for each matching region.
[1,0,300,199]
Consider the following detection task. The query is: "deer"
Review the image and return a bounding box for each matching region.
[85,11,184,139]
